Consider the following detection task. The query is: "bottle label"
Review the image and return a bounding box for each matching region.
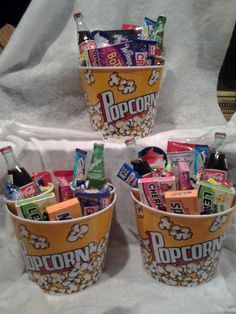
[20,182,38,199]
[79,40,96,54]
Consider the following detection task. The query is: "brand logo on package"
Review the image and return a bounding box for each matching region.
[98,91,156,124]
[147,231,224,264]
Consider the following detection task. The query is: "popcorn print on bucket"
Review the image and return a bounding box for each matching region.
[134,201,144,218]
[108,72,137,94]
[158,216,193,241]
[67,223,89,242]
[84,69,95,85]
[19,224,50,249]
[139,233,222,286]
[27,232,110,294]
[148,69,160,86]
[209,214,227,232]
[118,79,136,94]
[29,234,50,249]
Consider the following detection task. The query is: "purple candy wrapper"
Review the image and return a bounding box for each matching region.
[96,41,136,67]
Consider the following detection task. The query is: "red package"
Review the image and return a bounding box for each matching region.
[53,170,73,201]
[167,140,195,152]
[31,171,52,186]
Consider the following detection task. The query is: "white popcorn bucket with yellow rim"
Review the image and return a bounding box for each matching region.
[131,189,235,287]
[79,63,164,139]
[6,193,116,294]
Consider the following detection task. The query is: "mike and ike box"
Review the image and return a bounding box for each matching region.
[45,197,82,221]
[165,190,201,215]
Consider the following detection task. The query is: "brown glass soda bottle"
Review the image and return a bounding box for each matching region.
[73,12,96,65]
[205,132,228,171]
[0,146,33,187]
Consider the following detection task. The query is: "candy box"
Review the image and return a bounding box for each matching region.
[15,192,57,220]
[45,197,82,221]
[165,189,201,215]
[197,180,236,213]
[138,177,166,211]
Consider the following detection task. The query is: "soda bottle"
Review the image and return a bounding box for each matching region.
[125,137,138,162]
[205,132,228,171]
[73,12,96,65]
[150,15,166,52]
[0,146,38,198]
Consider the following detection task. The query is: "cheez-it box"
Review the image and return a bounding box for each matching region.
[45,198,82,221]
[165,190,201,215]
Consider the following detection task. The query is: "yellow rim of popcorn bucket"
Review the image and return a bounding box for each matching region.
[6,193,116,294]
[79,63,165,139]
[131,190,235,287]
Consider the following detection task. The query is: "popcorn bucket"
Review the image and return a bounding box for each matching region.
[131,190,235,287]
[5,183,55,215]
[79,64,164,139]
[6,193,116,294]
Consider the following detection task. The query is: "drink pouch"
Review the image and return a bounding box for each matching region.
[133,39,161,65]
[96,41,136,67]
[140,17,156,40]
[75,189,110,216]
[53,170,73,202]
[117,163,140,188]
[72,148,87,189]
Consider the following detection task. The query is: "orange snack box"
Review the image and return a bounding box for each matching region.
[45,197,82,221]
[165,190,201,215]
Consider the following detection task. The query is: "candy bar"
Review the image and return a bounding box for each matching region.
[117,163,140,187]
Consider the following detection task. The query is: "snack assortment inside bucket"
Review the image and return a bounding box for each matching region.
[1,143,114,221]
[73,12,166,67]
[117,132,236,215]
[1,144,116,295]
[74,12,166,139]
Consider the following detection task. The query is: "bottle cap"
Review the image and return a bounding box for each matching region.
[0,146,13,154]
[215,132,226,138]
